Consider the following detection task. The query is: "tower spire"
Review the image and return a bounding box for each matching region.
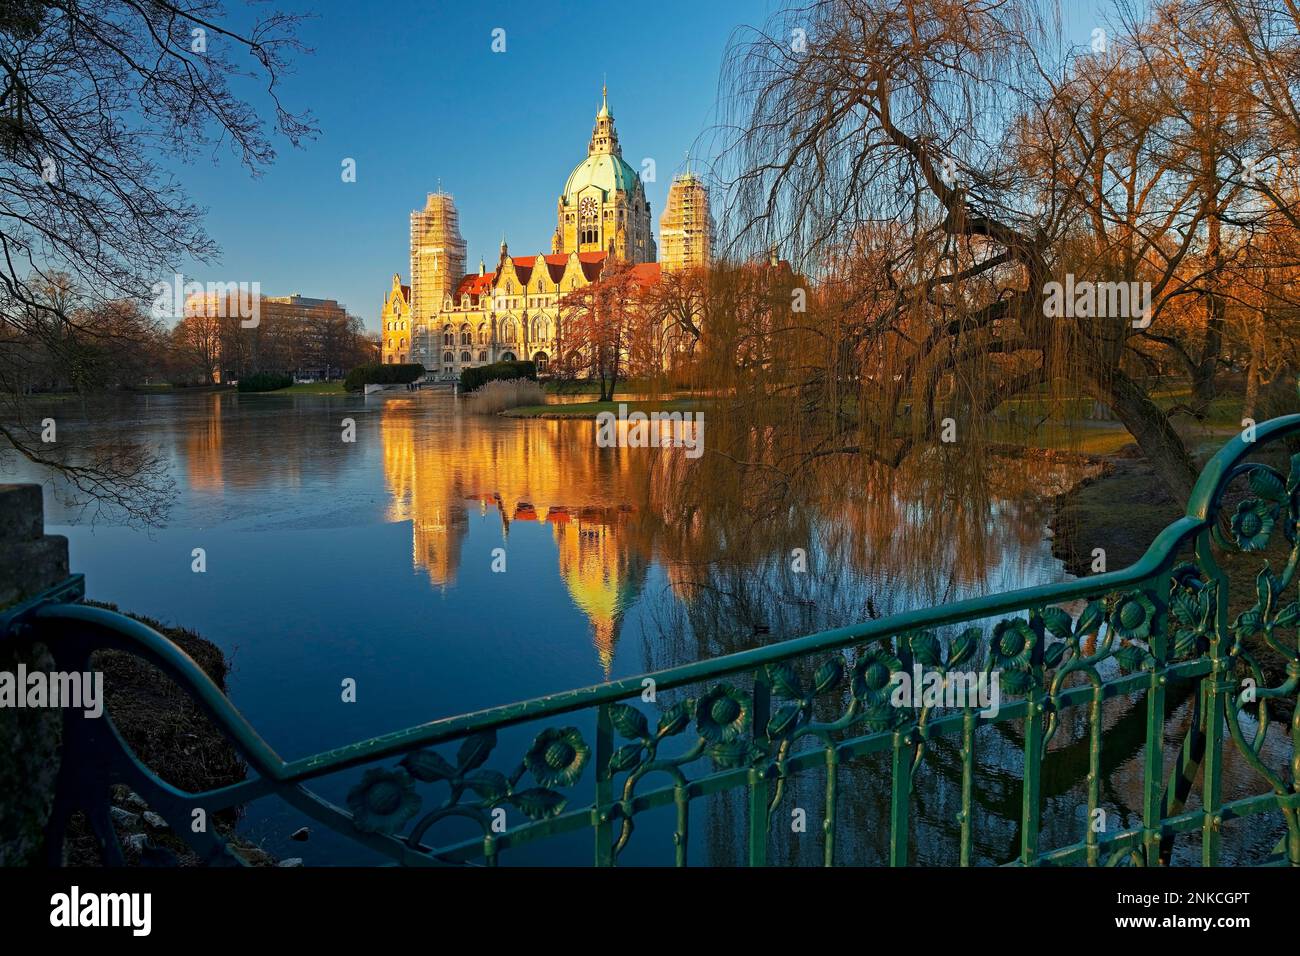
[590,82,618,155]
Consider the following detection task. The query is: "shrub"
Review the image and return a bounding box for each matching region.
[463,378,545,414]
[460,360,537,393]
[344,363,425,392]
[236,372,293,393]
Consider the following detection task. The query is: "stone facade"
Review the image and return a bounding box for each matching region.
[379,275,412,366]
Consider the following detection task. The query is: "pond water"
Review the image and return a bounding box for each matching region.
[3,390,1288,865]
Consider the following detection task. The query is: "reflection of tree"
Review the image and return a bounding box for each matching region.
[641,447,1097,673]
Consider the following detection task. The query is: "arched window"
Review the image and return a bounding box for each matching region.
[501,319,517,344]
[442,325,453,346]
[443,351,454,365]
[500,351,516,362]
[460,351,471,363]
[534,317,550,340]
[477,350,487,363]
[459,324,471,346]
[478,326,488,344]
[533,351,549,372]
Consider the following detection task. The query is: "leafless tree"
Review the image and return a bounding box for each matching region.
[0,0,313,523]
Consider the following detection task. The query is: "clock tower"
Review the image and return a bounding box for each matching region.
[554,86,656,264]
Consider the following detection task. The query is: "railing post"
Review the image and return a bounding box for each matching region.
[1084,682,1104,866]
[1201,664,1229,866]
[748,670,771,866]
[958,707,976,866]
[1020,691,1043,865]
[1142,665,1167,866]
[1201,559,1231,868]
[823,745,838,866]
[888,726,912,866]
[594,702,614,866]
[1020,623,1046,866]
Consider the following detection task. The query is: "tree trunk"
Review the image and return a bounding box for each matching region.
[1192,153,1224,416]
[1242,316,1265,421]
[1243,350,1260,421]
[1092,370,1199,504]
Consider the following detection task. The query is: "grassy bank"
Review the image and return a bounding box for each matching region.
[283,380,347,395]
[541,378,675,395]
[501,398,701,419]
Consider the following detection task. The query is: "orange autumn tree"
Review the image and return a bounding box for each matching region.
[557,259,642,401]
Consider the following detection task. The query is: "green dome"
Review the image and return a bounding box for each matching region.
[563,153,640,202]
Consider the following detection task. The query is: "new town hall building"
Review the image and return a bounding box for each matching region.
[380,89,710,376]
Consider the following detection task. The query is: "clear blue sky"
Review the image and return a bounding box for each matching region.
[177,0,1109,331]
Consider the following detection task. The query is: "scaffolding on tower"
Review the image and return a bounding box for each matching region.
[409,190,467,338]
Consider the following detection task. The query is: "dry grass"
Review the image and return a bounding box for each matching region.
[463,378,544,414]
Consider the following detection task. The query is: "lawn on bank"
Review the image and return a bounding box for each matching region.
[501,398,701,419]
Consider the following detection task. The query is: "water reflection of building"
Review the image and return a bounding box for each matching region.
[380,400,649,672]
[552,508,646,674]
[177,392,353,493]
[184,392,225,491]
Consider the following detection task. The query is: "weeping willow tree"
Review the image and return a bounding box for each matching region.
[681,0,1300,519]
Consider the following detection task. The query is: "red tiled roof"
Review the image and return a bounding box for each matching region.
[450,251,629,299]
[455,274,493,299]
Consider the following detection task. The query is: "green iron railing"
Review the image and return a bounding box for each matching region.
[4,415,1300,866]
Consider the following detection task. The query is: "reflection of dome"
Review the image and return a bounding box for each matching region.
[554,515,645,677]
[563,152,640,201]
